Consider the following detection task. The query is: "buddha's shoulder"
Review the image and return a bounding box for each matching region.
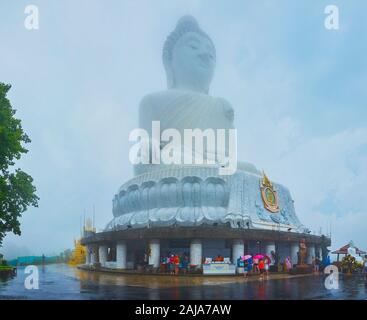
[139,91,171,108]
[140,90,233,108]
[214,97,233,114]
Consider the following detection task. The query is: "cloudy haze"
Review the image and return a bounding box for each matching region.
[0,0,366,259]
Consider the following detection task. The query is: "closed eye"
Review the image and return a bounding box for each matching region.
[187,40,199,50]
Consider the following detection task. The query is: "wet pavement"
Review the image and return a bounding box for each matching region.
[0,264,366,300]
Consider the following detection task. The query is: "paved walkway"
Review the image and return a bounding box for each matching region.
[76,267,319,289]
[1,265,366,299]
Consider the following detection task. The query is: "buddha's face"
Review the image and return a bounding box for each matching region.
[171,32,216,93]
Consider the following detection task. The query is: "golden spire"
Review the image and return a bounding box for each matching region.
[84,217,95,232]
[262,171,273,188]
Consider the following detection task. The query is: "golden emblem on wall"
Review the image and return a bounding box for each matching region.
[260,172,279,213]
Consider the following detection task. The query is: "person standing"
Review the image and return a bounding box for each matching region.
[284,257,292,272]
[174,254,180,275]
[247,257,253,277]
[167,254,171,273]
[180,253,188,275]
[253,257,259,274]
[258,259,265,280]
[243,259,249,279]
[143,252,149,267]
[237,257,242,268]
[169,254,175,274]
[312,256,316,273]
[314,257,320,274]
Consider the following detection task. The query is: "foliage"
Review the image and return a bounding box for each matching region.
[341,255,363,273]
[0,265,14,271]
[0,83,39,245]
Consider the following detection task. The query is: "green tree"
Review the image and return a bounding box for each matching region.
[0,83,39,245]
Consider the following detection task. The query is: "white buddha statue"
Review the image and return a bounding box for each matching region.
[106,16,307,233]
[136,15,235,175]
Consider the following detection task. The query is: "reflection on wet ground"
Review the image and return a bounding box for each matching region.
[0,264,366,300]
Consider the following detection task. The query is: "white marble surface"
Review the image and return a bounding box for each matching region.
[116,241,127,269]
[98,245,108,266]
[190,239,202,266]
[149,239,160,268]
[106,165,307,233]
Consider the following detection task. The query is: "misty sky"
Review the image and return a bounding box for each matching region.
[0,0,366,259]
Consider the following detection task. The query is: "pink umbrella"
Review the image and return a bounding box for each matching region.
[242,255,252,260]
[254,254,264,260]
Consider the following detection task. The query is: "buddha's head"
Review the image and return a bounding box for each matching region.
[163,15,216,94]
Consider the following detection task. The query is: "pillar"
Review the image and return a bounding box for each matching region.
[291,242,299,267]
[148,239,160,268]
[232,239,244,263]
[307,244,315,264]
[264,241,276,265]
[116,241,127,269]
[190,239,202,266]
[99,245,108,267]
[85,245,91,265]
[90,245,97,265]
[315,246,321,259]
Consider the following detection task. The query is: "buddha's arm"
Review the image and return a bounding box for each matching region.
[139,93,161,132]
[217,97,235,124]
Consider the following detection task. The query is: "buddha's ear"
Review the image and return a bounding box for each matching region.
[165,64,175,89]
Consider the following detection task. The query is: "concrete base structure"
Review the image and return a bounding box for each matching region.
[81,226,330,274]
